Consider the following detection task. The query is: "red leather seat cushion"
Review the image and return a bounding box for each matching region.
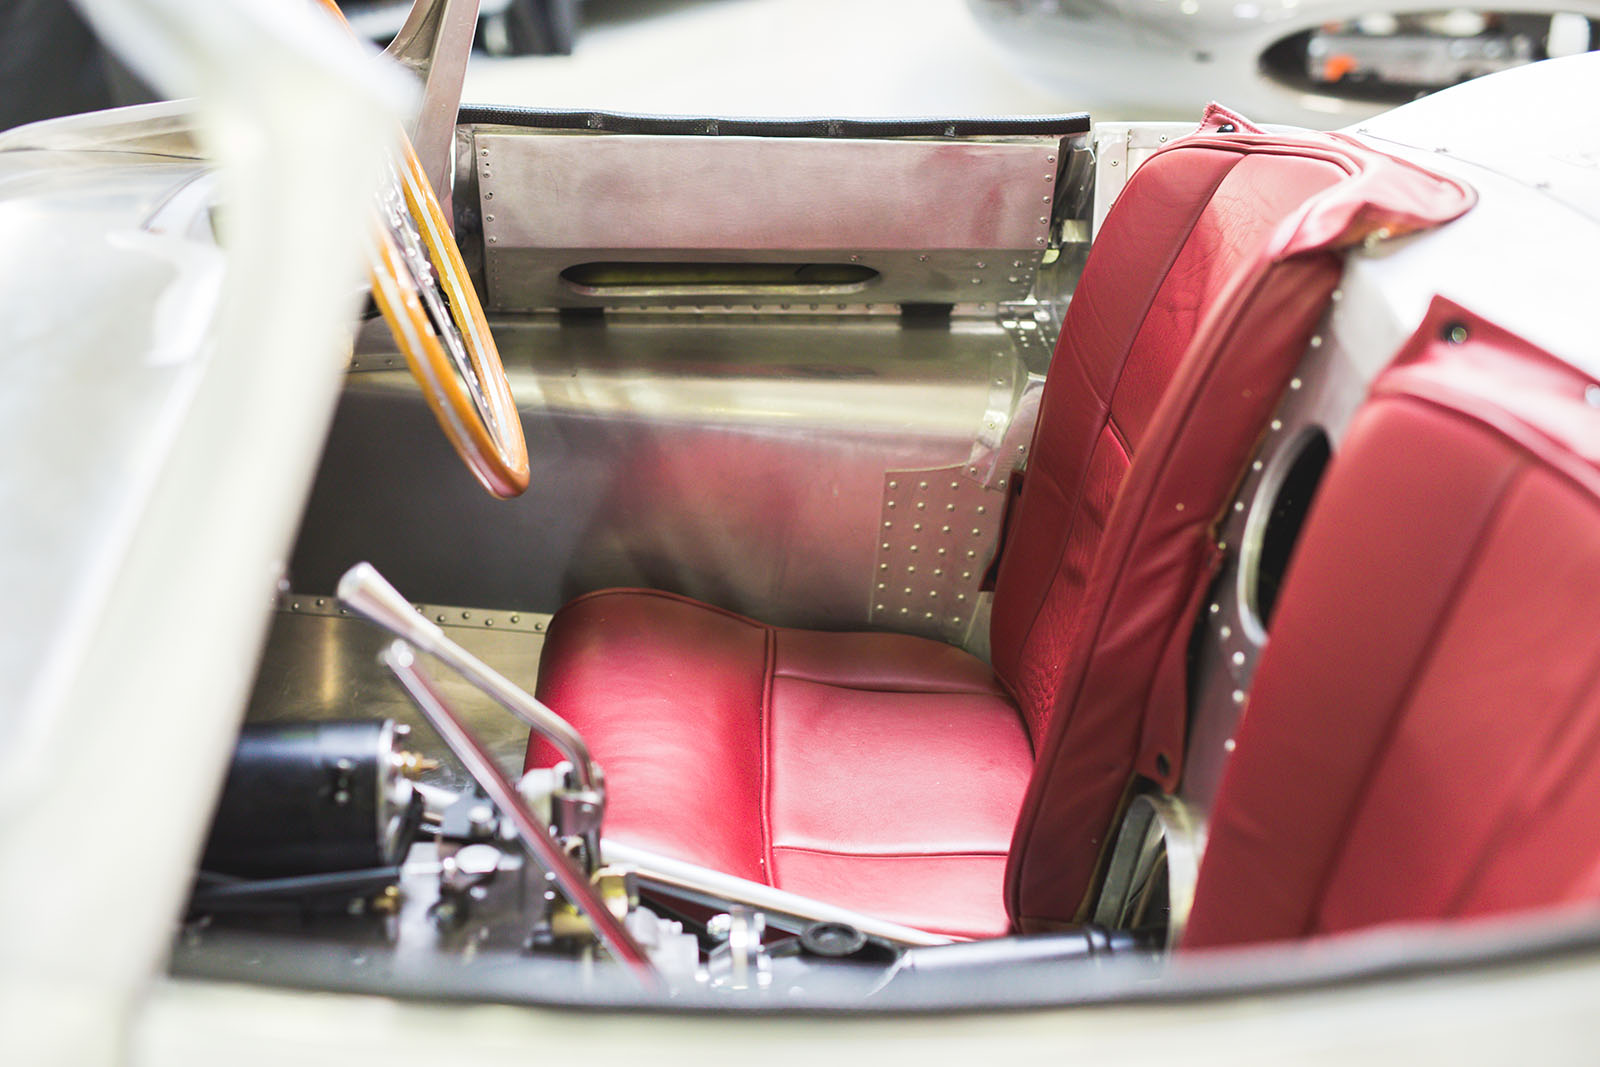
[527,589,1032,938]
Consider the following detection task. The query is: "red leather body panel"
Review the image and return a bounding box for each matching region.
[527,589,1030,938]
[1184,300,1600,950]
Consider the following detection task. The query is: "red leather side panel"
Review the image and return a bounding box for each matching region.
[774,629,1007,696]
[1184,300,1600,949]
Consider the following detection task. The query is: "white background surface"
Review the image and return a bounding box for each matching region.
[462,0,1089,117]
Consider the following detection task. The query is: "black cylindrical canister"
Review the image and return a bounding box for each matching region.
[200,720,417,877]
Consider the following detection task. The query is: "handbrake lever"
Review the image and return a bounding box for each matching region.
[337,562,602,794]
[380,639,656,985]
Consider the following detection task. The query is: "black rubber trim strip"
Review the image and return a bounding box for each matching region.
[457,105,1090,139]
[171,906,1600,1015]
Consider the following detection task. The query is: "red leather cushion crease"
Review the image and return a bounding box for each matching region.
[774,629,1009,696]
[771,851,1013,939]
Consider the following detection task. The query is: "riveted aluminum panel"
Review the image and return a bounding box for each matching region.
[291,314,1038,646]
[1184,298,1378,814]
[246,599,547,793]
[870,467,1005,644]
[473,131,1066,309]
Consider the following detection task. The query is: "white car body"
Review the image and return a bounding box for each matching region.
[3,1,1600,1063]
[968,0,1600,125]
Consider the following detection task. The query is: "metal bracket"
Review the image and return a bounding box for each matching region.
[381,0,482,218]
[380,640,656,982]
[1092,792,1207,949]
[965,350,1044,491]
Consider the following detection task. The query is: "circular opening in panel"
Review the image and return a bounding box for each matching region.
[1239,427,1332,638]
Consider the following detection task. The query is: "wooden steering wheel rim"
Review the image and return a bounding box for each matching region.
[312,0,528,498]
[369,136,530,499]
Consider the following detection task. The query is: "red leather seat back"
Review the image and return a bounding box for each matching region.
[988,117,1351,742]
[1183,299,1600,949]
[995,119,1474,928]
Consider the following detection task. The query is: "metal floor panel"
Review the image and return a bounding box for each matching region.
[244,599,549,791]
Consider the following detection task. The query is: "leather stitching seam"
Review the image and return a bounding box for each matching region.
[770,671,1009,699]
[759,626,778,888]
[772,845,1009,861]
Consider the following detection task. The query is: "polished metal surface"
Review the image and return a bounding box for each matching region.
[245,598,548,793]
[294,312,1039,640]
[382,0,481,213]
[473,130,1069,310]
[967,337,1047,488]
[706,906,770,991]
[376,719,417,861]
[1235,424,1328,647]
